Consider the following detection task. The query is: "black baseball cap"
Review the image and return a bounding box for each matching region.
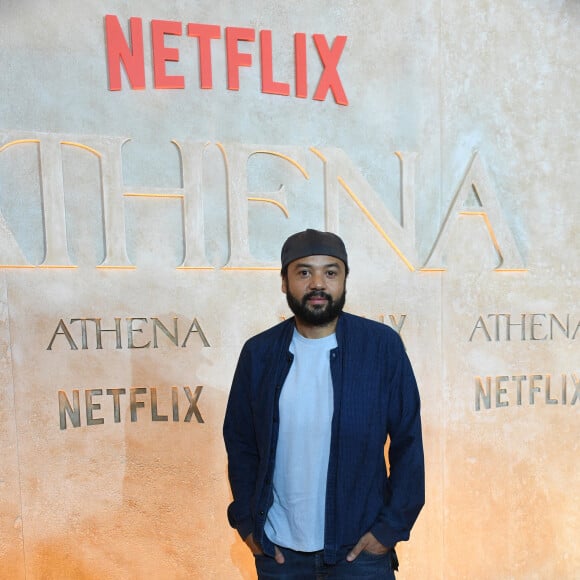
[281,229,348,271]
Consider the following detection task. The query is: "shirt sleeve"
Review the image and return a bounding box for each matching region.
[370,335,425,548]
[222,343,258,541]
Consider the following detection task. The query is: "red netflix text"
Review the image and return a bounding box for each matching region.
[104,15,349,105]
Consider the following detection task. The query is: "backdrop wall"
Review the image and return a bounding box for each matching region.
[1,1,578,578]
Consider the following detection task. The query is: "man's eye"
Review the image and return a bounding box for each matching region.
[327,271,337,277]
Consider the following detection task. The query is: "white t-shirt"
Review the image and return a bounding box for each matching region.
[264,328,337,551]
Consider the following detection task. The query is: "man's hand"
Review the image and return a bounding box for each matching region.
[346,531,390,562]
[244,533,264,556]
[244,533,285,564]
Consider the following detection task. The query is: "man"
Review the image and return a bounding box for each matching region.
[223,229,424,579]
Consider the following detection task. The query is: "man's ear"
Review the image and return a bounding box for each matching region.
[281,275,288,294]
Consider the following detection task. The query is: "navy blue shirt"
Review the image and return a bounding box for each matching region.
[223,312,425,564]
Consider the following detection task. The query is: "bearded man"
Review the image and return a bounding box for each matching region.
[223,229,424,579]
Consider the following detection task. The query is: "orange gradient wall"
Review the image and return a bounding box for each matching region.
[0,1,578,578]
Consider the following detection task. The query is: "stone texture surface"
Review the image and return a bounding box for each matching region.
[0,0,578,578]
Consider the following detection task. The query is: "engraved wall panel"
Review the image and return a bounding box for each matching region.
[0,0,578,578]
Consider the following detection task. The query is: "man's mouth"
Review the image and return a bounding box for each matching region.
[304,292,331,306]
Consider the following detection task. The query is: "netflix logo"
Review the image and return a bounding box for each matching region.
[104,15,349,105]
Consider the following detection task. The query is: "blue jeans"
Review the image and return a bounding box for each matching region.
[254,546,397,579]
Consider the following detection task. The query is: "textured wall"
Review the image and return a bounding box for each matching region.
[0,0,578,578]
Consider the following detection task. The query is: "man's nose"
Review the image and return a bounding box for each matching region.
[310,272,325,289]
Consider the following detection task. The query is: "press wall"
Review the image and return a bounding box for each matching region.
[0,1,578,578]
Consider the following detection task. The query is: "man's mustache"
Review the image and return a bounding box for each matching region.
[303,290,332,303]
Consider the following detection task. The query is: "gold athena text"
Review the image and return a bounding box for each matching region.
[469,313,580,342]
[47,316,209,350]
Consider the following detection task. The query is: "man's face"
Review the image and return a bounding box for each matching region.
[282,255,347,326]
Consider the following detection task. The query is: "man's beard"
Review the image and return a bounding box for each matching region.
[286,288,346,327]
